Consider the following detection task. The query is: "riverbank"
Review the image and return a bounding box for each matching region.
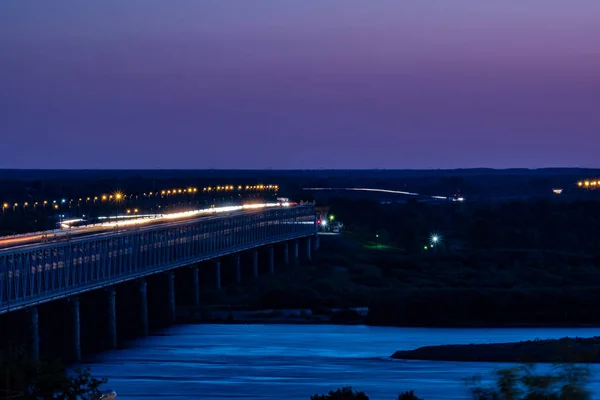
[177,306,600,328]
[391,336,600,363]
[176,306,368,325]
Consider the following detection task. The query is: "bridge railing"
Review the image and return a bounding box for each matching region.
[0,206,316,314]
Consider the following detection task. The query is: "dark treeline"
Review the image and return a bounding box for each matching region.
[2,168,599,211]
[327,197,600,254]
[1,168,600,235]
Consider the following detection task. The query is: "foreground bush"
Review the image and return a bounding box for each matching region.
[312,364,591,400]
[0,343,107,399]
[311,387,369,400]
[468,364,591,400]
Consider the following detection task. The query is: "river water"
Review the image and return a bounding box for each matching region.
[84,324,600,399]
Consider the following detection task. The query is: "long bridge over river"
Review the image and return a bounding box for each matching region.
[0,204,317,362]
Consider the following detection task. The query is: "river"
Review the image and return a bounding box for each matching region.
[83,324,600,399]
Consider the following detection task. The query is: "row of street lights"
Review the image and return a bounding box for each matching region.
[0,184,280,214]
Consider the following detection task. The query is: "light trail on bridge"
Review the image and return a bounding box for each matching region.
[303,187,454,201]
[0,202,288,250]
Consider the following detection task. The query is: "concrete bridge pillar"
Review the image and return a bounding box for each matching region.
[215,260,221,290]
[252,250,259,279]
[139,279,149,336]
[314,234,320,251]
[70,297,81,361]
[283,242,289,266]
[107,287,117,349]
[192,265,200,307]
[235,255,242,284]
[293,240,299,265]
[29,307,39,362]
[306,237,312,261]
[268,246,275,274]
[167,271,176,324]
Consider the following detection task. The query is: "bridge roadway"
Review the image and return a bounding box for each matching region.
[0,203,284,250]
[0,204,316,315]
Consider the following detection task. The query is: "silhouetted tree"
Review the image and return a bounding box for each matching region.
[398,390,423,400]
[468,364,591,400]
[311,387,369,400]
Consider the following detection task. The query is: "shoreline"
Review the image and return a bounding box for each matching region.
[176,307,600,328]
[391,337,600,364]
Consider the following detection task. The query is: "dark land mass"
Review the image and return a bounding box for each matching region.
[2,169,600,327]
[391,337,600,363]
[198,192,600,327]
[1,167,600,205]
[2,167,600,235]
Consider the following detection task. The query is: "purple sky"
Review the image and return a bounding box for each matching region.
[1,1,599,169]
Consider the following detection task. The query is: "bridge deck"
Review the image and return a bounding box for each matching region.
[0,205,316,314]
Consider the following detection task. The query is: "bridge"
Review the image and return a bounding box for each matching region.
[0,204,317,362]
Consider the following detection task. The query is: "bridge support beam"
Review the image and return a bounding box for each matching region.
[314,234,320,251]
[235,255,241,284]
[293,240,299,265]
[268,246,275,274]
[283,242,289,266]
[252,250,259,279]
[192,265,200,307]
[139,279,149,336]
[167,272,176,324]
[215,261,221,290]
[107,287,117,349]
[70,297,81,361]
[29,307,39,362]
[306,237,312,261]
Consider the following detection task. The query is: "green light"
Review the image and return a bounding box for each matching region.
[376,234,379,238]
[329,215,334,221]
[424,246,428,250]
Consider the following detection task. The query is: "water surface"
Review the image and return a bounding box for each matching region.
[85,324,600,399]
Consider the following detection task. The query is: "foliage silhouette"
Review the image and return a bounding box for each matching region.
[314,365,591,400]
[0,342,107,400]
[311,387,369,400]
[468,364,591,400]
[397,390,423,400]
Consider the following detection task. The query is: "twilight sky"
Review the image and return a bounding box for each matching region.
[1,1,599,169]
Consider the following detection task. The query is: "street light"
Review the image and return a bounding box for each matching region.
[429,233,442,249]
[113,191,124,218]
